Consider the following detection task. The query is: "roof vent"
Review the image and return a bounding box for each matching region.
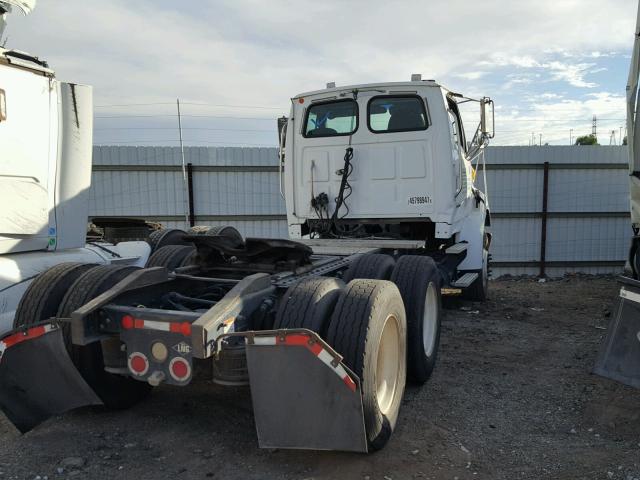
[326,82,336,89]
[411,74,422,81]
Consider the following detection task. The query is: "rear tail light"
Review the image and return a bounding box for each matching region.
[128,352,149,376]
[169,357,191,382]
[121,315,134,330]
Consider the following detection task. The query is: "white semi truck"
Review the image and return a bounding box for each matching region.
[0,0,150,333]
[594,0,640,389]
[0,2,494,452]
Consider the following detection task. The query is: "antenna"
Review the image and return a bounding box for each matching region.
[176,99,190,227]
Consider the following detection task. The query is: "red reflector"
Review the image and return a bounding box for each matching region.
[169,357,191,381]
[298,98,304,104]
[128,353,149,376]
[121,315,134,330]
[170,322,192,337]
[180,322,192,337]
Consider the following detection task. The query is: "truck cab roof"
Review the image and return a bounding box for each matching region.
[292,80,442,101]
[0,47,52,75]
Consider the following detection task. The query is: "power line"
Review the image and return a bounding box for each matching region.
[94,139,276,146]
[94,114,275,120]
[94,127,273,132]
[95,101,283,110]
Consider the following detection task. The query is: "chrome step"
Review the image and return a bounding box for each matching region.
[451,272,478,288]
[445,243,468,255]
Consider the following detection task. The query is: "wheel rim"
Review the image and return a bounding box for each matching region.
[423,282,438,357]
[375,314,401,414]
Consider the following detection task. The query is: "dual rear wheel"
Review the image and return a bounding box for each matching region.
[275,276,407,450]
[14,263,151,409]
[274,252,442,449]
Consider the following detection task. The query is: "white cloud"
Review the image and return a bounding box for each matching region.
[541,61,599,88]
[494,91,626,145]
[1,0,634,146]
[456,71,488,80]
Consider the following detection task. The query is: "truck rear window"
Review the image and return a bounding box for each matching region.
[368,96,427,133]
[304,100,358,138]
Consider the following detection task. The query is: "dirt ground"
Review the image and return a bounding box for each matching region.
[0,276,639,480]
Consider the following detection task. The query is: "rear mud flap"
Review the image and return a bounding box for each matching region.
[244,330,368,452]
[0,324,102,432]
[594,277,640,388]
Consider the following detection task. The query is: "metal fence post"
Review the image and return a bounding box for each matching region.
[187,162,195,227]
[539,161,550,277]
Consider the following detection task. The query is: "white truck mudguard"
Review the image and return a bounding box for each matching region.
[0,323,102,432]
[244,330,367,452]
[594,277,640,388]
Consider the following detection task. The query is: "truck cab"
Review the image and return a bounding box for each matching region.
[281,76,494,276]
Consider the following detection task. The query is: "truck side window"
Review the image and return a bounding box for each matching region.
[303,99,358,138]
[0,89,6,122]
[368,96,427,133]
[446,99,466,152]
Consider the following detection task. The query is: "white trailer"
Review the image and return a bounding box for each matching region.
[0,1,150,333]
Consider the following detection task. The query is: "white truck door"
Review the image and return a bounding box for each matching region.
[0,61,55,249]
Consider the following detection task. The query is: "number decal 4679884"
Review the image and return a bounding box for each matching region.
[408,195,433,205]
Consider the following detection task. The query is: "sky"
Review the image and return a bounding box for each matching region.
[2,0,637,147]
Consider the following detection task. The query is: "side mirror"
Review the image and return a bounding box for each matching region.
[480,97,494,139]
[277,116,288,199]
[277,116,288,147]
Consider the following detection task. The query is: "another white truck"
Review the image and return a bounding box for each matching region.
[594,0,640,389]
[0,0,150,332]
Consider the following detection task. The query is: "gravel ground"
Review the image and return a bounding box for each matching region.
[0,276,638,480]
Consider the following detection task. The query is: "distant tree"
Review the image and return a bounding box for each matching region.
[623,136,628,145]
[575,134,598,145]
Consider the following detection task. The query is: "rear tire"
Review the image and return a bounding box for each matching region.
[146,244,195,269]
[342,253,396,283]
[147,228,190,253]
[325,279,407,450]
[391,255,442,384]
[57,264,151,409]
[187,225,244,248]
[273,277,344,336]
[13,263,99,328]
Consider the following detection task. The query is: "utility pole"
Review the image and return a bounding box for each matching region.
[177,99,190,227]
[569,128,573,145]
[592,114,597,141]
[539,133,542,146]
[620,125,624,145]
[531,132,535,146]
